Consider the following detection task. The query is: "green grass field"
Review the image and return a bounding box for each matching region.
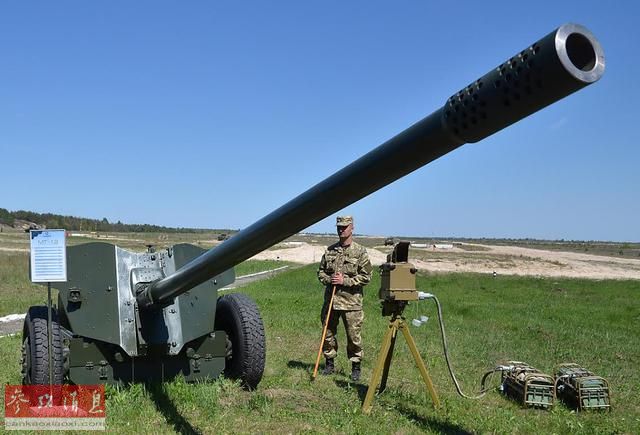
[0,251,44,315]
[1,260,638,433]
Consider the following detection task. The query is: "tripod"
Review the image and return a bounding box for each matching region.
[362,302,440,414]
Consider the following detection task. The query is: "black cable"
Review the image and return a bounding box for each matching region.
[422,293,499,399]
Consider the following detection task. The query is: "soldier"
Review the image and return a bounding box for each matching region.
[317,215,372,381]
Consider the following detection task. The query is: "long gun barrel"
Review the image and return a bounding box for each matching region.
[137,23,604,309]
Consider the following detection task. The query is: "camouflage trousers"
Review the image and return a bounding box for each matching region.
[320,307,364,363]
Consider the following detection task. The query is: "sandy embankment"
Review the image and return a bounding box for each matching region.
[252,242,640,280]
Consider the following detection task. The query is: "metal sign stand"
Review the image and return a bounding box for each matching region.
[29,229,67,387]
[47,282,53,387]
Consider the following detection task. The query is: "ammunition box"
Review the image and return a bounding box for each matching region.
[555,363,611,411]
[501,361,555,408]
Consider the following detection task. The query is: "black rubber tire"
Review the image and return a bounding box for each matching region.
[214,293,265,390]
[22,306,64,385]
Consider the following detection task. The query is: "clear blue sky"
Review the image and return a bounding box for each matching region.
[1,1,638,242]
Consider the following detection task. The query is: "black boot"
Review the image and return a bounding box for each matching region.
[322,358,335,375]
[351,362,361,381]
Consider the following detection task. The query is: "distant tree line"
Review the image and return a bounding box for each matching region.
[0,208,14,226]
[0,208,219,233]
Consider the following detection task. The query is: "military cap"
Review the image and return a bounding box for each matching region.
[336,216,353,226]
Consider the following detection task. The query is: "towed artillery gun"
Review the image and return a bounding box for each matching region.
[21,24,604,389]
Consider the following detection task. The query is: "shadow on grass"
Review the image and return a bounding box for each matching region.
[287,359,315,372]
[394,402,472,435]
[146,383,202,435]
[335,379,472,434]
[335,379,368,401]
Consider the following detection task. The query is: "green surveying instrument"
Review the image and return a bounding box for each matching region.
[362,242,440,414]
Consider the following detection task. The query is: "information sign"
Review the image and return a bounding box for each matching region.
[30,230,67,282]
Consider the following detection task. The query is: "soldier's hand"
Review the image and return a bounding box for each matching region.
[331,272,344,285]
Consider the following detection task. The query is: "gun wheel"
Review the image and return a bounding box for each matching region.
[22,306,64,385]
[215,293,265,390]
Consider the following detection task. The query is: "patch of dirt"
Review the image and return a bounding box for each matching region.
[250,241,640,280]
[251,243,388,266]
[262,387,331,415]
[0,246,28,252]
[69,233,145,243]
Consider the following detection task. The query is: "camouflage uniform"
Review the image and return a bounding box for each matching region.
[318,239,372,363]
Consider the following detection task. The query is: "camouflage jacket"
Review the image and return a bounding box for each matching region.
[317,241,372,310]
